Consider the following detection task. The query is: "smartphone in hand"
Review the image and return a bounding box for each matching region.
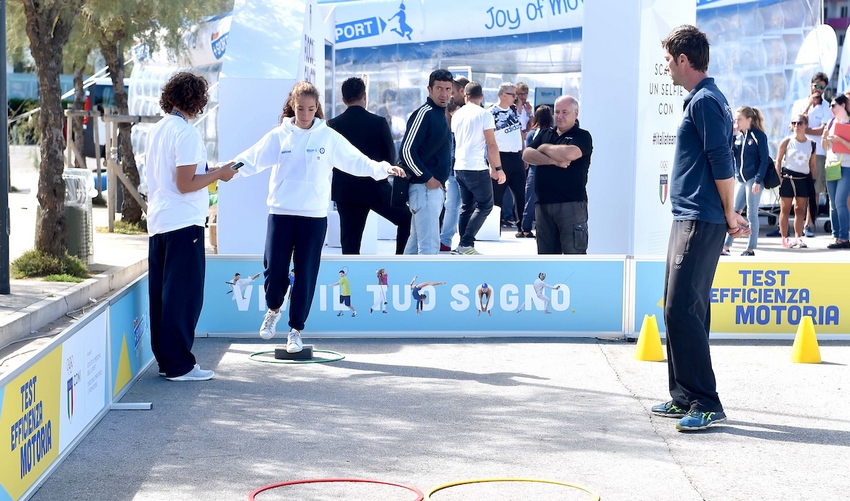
[231,162,244,171]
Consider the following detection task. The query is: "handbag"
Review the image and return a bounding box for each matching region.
[751,132,780,189]
[826,156,843,182]
[762,157,781,189]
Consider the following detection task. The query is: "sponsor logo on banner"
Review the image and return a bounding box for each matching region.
[211,30,228,59]
[133,314,147,354]
[335,16,389,43]
[659,174,668,204]
[66,378,74,421]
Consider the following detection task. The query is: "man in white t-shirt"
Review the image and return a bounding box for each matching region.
[490,82,527,231]
[791,72,830,236]
[451,82,505,255]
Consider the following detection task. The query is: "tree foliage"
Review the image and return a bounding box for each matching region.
[80,0,233,223]
[6,0,233,252]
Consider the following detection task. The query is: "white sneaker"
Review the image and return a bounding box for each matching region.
[454,245,481,255]
[259,310,281,339]
[167,364,215,382]
[286,329,303,353]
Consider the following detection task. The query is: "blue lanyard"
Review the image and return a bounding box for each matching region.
[171,109,187,121]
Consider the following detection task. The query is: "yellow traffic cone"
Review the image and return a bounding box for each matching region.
[791,316,821,364]
[634,314,665,362]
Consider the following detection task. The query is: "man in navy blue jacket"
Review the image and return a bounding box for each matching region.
[651,25,750,432]
[399,69,453,254]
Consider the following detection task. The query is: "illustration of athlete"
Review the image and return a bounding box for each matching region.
[371,268,389,314]
[330,269,356,317]
[476,283,493,316]
[226,272,261,300]
[388,2,413,40]
[516,272,560,314]
[409,275,445,314]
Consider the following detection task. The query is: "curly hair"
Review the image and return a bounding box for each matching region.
[281,81,324,123]
[159,72,209,116]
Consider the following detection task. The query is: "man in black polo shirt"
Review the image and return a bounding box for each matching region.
[328,77,411,254]
[522,95,592,254]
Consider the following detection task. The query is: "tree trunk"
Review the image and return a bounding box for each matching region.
[72,65,86,169]
[99,36,143,223]
[22,0,83,258]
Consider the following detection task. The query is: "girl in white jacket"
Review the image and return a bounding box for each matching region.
[230,81,405,352]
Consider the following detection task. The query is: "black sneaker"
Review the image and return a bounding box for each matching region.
[676,409,727,431]
[651,401,688,418]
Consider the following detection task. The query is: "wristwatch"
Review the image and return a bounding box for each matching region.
[494,166,503,171]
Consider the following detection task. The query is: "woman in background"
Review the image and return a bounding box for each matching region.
[775,114,815,248]
[721,106,769,256]
[822,94,850,249]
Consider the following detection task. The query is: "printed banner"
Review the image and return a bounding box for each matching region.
[0,350,62,501]
[632,0,687,255]
[197,257,625,335]
[58,312,108,452]
[633,260,850,335]
[109,279,154,397]
[329,0,583,49]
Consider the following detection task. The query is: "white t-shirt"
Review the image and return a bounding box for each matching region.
[489,104,523,152]
[518,103,533,131]
[782,136,815,175]
[791,98,830,156]
[145,115,208,236]
[452,103,495,171]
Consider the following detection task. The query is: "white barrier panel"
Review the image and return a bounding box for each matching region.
[198,256,627,337]
[633,259,850,338]
[0,277,153,501]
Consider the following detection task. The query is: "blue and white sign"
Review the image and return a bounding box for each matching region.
[633,259,667,334]
[197,257,625,336]
[329,0,583,49]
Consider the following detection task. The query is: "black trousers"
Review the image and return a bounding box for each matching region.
[148,225,205,377]
[336,184,411,255]
[492,151,526,224]
[536,201,588,254]
[264,214,327,331]
[663,219,726,412]
[456,169,494,247]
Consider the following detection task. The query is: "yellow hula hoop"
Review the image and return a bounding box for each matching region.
[425,477,601,500]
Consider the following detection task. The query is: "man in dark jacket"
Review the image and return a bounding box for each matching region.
[328,77,411,254]
[399,69,453,254]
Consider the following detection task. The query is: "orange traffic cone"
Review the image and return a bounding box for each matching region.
[791,316,821,364]
[634,314,665,362]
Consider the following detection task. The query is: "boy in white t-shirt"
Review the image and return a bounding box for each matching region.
[146,72,236,382]
[451,82,504,255]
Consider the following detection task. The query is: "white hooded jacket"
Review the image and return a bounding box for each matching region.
[234,117,392,218]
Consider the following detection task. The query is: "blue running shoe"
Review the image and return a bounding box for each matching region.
[676,409,727,431]
[651,401,688,418]
[766,228,781,237]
